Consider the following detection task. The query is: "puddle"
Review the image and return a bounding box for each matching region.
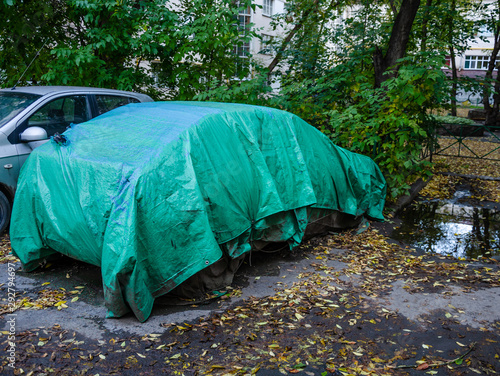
[392,190,500,259]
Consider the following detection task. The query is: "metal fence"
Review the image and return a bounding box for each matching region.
[431,123,500,161]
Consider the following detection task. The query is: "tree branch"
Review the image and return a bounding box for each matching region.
[267,0,320,78]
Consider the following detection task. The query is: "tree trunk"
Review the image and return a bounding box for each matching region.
[373,0,421,87]
[448,0,457,117]
[483,27,500,127]
[449,45,458,116]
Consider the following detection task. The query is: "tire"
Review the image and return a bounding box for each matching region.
[0,191,11,234]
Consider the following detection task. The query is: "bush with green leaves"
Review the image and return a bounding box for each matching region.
[193,70,272,105]
[39,0,179,92]
[324,57,448,199]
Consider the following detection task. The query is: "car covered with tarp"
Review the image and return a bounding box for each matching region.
[10,102,386,321]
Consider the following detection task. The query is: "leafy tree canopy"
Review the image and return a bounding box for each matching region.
[0,0,255,99]
[0,0,494,198]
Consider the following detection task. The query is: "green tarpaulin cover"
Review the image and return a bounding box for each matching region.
[11,102,386,321]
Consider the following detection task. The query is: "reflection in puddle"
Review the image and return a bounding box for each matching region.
[393,198,500,259]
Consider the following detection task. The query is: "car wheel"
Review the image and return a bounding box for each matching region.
[0,191,11,234]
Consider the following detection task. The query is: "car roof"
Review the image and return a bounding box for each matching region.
[1,86,152,100]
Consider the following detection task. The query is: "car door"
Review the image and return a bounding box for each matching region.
[0,139,21,197]
[15,94,91,174]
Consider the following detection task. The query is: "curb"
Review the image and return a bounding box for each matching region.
[393,177,429,214]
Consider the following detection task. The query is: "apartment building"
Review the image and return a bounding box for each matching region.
[446,25,498,104]
[240,0,286,67]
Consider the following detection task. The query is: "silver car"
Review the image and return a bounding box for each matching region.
[0,86,153,233]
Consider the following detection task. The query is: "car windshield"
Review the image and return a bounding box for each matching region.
[0,92,41,127]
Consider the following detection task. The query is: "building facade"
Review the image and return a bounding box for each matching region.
[244,0,286,68]
[447,26,499,105]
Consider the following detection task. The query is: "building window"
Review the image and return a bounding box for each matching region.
[237,5,252,35]
[464,55,499,70]
[260,34,274,55]
[234,5,251,58]
[263,0,274,16]
[234,43,250,58]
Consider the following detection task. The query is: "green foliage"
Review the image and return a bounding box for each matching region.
[278,0,339,80]
[164,0,257,100]
[41,0,178,91]
[194,72,272,105]
[0,0,69,87]
[325,56,447,199]
[1,0,254,95]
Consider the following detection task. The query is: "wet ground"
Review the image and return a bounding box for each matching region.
[392,178,500,260]
[1,220,499,375]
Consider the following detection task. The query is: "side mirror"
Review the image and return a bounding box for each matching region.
[20,127,48,142]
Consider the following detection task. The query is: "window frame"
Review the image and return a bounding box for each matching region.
[94,94,140,116]
[262,0,274,17]
[233,5,252,59]
[464,55,499,70]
